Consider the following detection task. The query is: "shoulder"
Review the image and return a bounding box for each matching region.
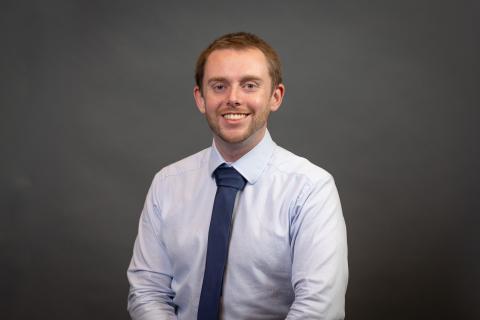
[269,145,342,220]
[269,145,334,186]
[153,147,211,183]
[144,147,211,207]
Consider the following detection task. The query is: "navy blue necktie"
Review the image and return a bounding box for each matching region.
[197,165,247,320]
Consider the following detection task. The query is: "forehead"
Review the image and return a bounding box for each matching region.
[204,48,270,80]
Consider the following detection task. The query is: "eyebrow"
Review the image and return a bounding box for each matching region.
[207,76,264,84]
[207,77,227,84]
[240,76,263,83]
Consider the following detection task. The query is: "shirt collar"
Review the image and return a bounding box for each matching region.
[208,130,276,184]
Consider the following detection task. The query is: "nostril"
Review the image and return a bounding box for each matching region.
[227,100,240,107]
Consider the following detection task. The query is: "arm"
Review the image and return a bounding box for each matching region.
[286,175,348,320]
[127,174,177,320]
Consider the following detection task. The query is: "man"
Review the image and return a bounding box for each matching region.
[127,32,348,319]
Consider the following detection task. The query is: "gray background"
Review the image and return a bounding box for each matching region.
[1,0,479,319]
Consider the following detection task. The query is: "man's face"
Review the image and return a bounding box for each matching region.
[194,48,284,148]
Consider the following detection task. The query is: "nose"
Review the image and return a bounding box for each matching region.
[226,86,241,107]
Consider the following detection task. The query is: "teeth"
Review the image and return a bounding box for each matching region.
[223,113,247,120]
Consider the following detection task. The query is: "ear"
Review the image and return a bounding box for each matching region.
[193,86,206,114]
[269,83,285,112]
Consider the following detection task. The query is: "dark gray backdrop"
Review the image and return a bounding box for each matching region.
[1,1,479,319]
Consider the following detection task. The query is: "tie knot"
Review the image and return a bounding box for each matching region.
[214,166,247,190]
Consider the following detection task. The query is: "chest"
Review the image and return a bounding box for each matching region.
[161,177,299,273]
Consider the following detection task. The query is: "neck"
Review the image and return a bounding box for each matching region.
[214,128,266,162]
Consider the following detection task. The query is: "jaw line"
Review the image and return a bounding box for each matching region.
[214,125,267,162]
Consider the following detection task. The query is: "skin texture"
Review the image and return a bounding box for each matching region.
[194,48,285,162]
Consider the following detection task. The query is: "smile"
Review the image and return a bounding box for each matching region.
[222,113,249,120]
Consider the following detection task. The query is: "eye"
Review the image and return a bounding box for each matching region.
[243,82,258,91]
[211,83,226,92]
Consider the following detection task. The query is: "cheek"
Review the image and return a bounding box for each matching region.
[248,95,269,110]
[204,97,223,112]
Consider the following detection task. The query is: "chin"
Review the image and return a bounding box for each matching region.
[218,133,249,145]
[218,127,265,146]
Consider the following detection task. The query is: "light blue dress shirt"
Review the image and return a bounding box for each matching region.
[127,130,348,319]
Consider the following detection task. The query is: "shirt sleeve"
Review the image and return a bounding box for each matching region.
[286,174,348,320]
[127,174,178,320]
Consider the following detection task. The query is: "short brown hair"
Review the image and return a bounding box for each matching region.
[195,32,283,92]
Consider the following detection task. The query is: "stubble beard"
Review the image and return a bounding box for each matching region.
[205,108,271,146]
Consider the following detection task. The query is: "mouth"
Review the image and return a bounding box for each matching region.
[222,113,250,120]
